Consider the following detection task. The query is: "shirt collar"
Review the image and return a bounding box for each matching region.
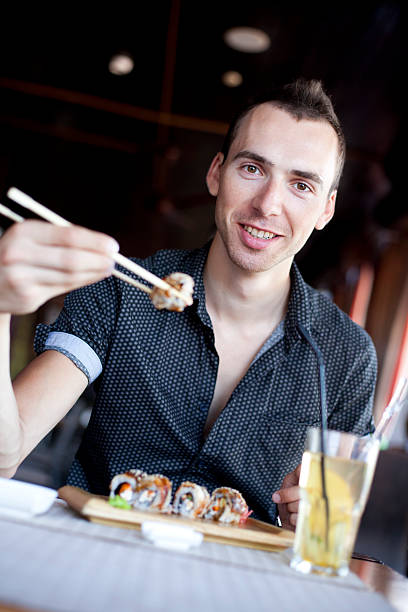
[180,240,212,327]
[182,243,313,343]
[284,261,312,352]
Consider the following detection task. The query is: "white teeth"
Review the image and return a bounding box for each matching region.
[244,225,275,239]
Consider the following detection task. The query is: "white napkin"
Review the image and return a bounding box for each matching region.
[141,520,203,551]
[0,477,57,518]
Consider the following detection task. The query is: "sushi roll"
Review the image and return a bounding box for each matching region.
[150,272,194,312]
[132,473,172,512]
[173,481,210,518]
[203,487,249,525]
[109,469,147,505]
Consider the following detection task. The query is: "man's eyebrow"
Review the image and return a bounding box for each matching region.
[232,150,273,167]
[292,169,323,186]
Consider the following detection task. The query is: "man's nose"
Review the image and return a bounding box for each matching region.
[252,179,284,216]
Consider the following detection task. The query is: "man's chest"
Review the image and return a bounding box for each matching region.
[105,303,305,432]
[204,320,281,433]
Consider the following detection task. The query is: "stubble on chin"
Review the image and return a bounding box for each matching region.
[220,239,282,274]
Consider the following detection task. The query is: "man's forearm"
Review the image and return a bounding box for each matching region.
[0,314,24,476]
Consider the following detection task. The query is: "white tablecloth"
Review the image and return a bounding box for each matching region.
[0,500,395,612]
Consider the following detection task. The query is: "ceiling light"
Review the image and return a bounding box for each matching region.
[222,71,243,87]
[109,53,134,76]
[223,27,271,53]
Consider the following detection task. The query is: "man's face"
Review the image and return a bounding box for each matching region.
[206,104,339,274]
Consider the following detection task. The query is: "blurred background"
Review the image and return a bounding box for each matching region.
[0,1,407,562]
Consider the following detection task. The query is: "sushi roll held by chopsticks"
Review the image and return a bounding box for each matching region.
[150,273,194,312]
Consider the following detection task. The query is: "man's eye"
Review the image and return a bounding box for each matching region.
[295,182,310,192]
[244,164,260,174]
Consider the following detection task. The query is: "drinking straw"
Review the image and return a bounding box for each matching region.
[373,377,408,449]
[298,324,330,549]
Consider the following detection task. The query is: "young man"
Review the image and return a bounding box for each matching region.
[0,79,376,529]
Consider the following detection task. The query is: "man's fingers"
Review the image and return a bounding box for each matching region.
[32,245,115,274]
[4,242,115,275]
[42,223,120,255]
[272,485,300,504]
[1,221,117,287]
[277,502,298,531]
[273,464,302,531]
[0,221,120,314]
[8,220,119,255]
[0,267,113,314]
[286,501,299,514]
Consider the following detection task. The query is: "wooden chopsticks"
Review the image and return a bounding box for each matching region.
[0,188,184,299]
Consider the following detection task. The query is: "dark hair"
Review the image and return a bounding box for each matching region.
[221,78,346,191]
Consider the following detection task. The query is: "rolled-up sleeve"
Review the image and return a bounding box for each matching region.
[34,276,121,384]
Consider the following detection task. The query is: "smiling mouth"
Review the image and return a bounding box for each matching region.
[243,225,277,240]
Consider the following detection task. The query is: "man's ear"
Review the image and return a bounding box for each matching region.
[206,152,224,197]
[315,190,337,230]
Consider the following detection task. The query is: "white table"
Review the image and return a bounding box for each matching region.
[0,500,402,612]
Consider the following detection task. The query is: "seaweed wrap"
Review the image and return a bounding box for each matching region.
[203,487,250,525]
[132,473,172,512]
[173,481,210,518]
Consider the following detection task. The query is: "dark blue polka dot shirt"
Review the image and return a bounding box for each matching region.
[34,242,376,523]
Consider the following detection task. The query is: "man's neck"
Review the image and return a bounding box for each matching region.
[204,234,291,327]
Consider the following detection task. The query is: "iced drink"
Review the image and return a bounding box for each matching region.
[290,429,379,576]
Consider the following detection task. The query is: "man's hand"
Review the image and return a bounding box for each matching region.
[272,464,301,531]
[0,220,119,314]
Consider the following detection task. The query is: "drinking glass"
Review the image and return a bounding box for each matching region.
[290,427,380,577]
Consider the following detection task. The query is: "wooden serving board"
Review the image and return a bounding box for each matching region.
[58,485,294,552]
